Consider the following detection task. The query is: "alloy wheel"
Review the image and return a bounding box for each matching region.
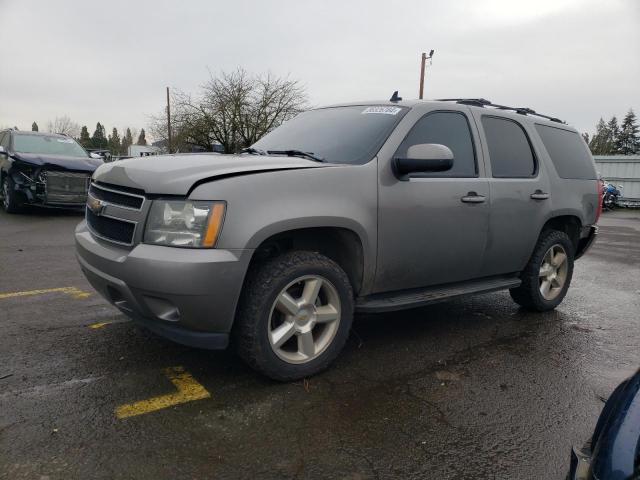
[538,244,569,300]
[267,275,341,364]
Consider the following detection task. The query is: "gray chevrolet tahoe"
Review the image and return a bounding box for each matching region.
[75,98,599,380]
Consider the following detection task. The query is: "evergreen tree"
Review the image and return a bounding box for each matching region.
[79,126,92,148]
[606,116,620,154]
[618,109,640,155]
[588,118,610,155]
[108,127,121,155]
[31,122,39,132]
[136,128,147,146]
[91,122,108,149]
[121,127,133,155]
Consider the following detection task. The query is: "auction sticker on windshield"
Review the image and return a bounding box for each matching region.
[361,106,402,115]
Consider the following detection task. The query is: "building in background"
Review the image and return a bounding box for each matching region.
[128,145,161,157]
[594,155,640,206]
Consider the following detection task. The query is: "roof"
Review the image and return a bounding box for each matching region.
[321,98,573,130]
[1,129,71,138]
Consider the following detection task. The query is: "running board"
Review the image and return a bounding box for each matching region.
[356,275,521,313]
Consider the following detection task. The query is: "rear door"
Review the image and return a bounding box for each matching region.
[471,113,552,276]
[374,107,490,292]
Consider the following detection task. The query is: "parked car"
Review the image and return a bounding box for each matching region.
[569,369,640,479]
[75,97,600,380]
[0,129,103,213]
[87,149,113,162]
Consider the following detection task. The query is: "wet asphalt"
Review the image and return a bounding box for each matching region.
[0,208,639,480]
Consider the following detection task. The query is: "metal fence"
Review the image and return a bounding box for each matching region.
[594,155,640,206]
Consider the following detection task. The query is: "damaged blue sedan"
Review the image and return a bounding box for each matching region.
[0,129,102,213]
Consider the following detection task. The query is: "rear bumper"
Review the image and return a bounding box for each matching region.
[575,225,598,260]
[75,220,253,349]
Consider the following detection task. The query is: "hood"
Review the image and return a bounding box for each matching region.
[13,152,103,172]
[92,153,333,195]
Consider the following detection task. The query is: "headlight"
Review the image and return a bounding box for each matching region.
[144,200,226,248]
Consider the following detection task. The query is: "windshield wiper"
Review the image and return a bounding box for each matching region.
[240,147,267,155]
[267,150,325,163]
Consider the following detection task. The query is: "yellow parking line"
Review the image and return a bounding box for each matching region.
[89,321,113,329]
[115,366,211,419]
[0,286,91,300]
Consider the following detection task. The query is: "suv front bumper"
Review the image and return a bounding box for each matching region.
[75,220,253,349]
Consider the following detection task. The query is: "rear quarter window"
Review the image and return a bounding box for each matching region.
[535,124,596,180]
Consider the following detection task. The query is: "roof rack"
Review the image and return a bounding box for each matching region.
[436,98,565,124]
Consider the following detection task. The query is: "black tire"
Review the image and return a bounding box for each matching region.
[2,175,23,214]
[603,193,615,211]
[234,250,354,381]
[509,229,575,312]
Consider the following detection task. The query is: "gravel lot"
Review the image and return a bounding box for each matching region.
[1,207,639,479]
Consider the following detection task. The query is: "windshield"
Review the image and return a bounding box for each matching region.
[252,105,408,165]
[13,134,88,158]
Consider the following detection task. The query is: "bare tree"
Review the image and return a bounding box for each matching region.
[47,115,80,137]
[129,127,139,147]
[150,69,307,153]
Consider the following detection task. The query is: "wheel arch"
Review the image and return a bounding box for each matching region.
[246,225,367,296]
[540,214,582,253]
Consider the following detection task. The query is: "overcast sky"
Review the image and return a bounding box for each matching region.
[1,0,638,139]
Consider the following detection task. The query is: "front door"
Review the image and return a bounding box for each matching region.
[374,109,490,293]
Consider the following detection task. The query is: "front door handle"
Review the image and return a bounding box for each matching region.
[530,190,550,200]
[461,192,486,204]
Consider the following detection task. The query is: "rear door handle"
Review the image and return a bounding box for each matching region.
[530,190,550,200]
[461,192,486,204]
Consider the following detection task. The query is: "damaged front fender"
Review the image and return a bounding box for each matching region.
[5,160,46,203]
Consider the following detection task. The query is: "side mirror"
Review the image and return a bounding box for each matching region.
[89,152,103,159]
[393,143,454,178]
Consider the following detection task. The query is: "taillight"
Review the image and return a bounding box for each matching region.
[595,180,603,224]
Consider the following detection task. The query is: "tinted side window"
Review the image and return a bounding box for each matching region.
[396,111,476,177]
[535,124,596,180]
[482,116,536,178]
[0,133,7,148]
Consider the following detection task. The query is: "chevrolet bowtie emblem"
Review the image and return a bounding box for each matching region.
[87,196,105,215]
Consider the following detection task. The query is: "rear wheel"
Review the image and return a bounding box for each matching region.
[234,251,354,381]
[603,192,616,210]
[510,230,574,312]
[2,175,23,214]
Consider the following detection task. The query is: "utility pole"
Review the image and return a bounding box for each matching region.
[419,50,435,100]
[166,86,172,154]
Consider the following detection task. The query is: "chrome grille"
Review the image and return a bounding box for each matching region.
[86,208,136,246]
[45,171,90,204]
[85,183,147,247]
[89,183,145,210]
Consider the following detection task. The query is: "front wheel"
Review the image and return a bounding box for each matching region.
[234,251,354,381]
[510,230,575,312]
[2,175,24,214]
